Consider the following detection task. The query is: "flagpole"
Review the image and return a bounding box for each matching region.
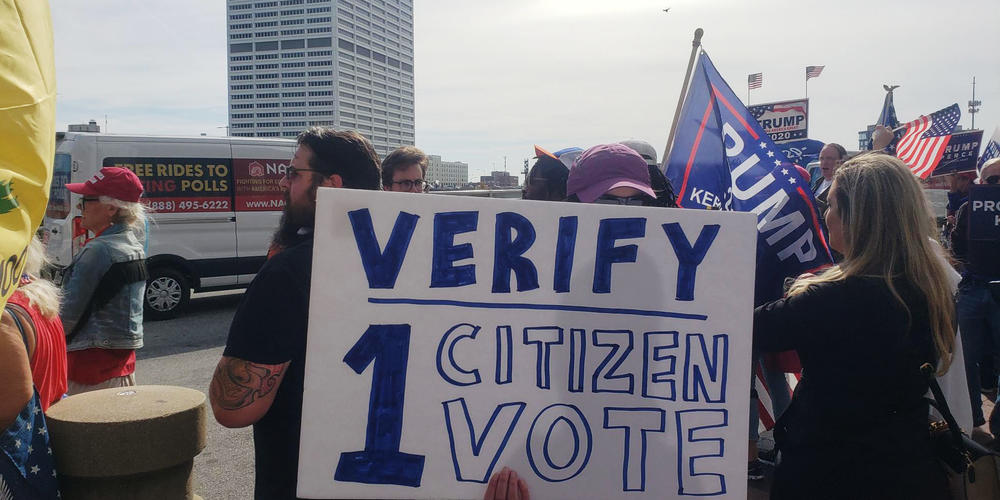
[662,28,703,168]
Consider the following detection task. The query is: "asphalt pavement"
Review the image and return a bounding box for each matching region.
[137,291,252,500]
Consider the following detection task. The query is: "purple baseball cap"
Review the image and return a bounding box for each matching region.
[566,143,656,203]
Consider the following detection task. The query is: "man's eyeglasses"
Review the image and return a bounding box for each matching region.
[81,197,100,205]
[391,179,425,190]
[285,166,323,180]
[593,194,650,206]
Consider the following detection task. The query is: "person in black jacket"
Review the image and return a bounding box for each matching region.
[754,153,955,499]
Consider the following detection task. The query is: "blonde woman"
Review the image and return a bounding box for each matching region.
[753,154,954,499]
[5,238,67,410]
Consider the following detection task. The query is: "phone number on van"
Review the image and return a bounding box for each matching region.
[143,199,231,212]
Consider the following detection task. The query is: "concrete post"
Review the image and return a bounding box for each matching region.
[45,385,206,500]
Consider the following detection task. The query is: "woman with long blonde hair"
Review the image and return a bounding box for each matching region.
[754,154,953,499]
[5,237,68,411]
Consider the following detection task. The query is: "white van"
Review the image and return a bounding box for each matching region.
[42,132,296,319]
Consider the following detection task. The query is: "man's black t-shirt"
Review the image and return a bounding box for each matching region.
[223,237,313,500]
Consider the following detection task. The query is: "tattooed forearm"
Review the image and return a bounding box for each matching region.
[210,358,286,411]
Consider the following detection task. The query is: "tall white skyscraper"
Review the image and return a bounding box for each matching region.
[227,0,415,157]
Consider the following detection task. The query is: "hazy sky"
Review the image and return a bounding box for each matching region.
[51,0,1000,180]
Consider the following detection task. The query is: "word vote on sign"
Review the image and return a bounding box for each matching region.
[299,189,757,499]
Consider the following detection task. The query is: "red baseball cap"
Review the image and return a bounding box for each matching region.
[66,167,144,203]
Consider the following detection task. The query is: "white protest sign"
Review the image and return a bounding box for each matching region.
[299,188,757,499]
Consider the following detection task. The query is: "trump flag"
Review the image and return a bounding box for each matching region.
[665,52,832,305]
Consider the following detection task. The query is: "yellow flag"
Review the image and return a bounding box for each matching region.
[0,0,57,309]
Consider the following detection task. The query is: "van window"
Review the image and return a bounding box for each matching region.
[47,153,72,219]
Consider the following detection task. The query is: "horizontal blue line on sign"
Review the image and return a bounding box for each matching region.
[367,298,708,321]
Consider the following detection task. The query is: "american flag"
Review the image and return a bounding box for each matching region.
[755,361,801,430]
[896,103,961,179]
[748,72,762,90]
[805,65,824,80]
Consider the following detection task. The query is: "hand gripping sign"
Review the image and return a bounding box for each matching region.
[299,189,757,499]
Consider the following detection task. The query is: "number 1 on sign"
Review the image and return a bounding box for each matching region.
[334,324,426,487]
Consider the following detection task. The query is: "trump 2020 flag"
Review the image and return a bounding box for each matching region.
[665,51,832,306]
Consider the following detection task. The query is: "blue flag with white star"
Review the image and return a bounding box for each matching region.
[665,52,833,305]
[1,392,60,499]
[978,126,1000,176]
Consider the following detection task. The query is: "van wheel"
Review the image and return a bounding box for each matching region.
[145,268,190,321]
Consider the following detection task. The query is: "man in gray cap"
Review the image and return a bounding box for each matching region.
[620,139,677,207]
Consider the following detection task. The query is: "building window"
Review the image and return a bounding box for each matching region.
[255,53,279,60]
[281,39,306,49]
[307,16,331,23]
[282,81,306,87]
[307,37,332,47]
[282,72,306,78]
[308,59,332,66]
[255,41,279,51]
[281,18,304,25]
[283,91,306,97]
[307,27,332,33]
[281,9,305,15]
[255,21,278,27]
[309,80,333,86]
[232,103,254,109]
[308,50,333,57]
[256,31,279,37]
[281,29,305,35]
[257,112,281,118]
[282,101,307,107]
[282,52,305,58]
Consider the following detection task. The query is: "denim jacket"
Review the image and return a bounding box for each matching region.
[61,223,146,351]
